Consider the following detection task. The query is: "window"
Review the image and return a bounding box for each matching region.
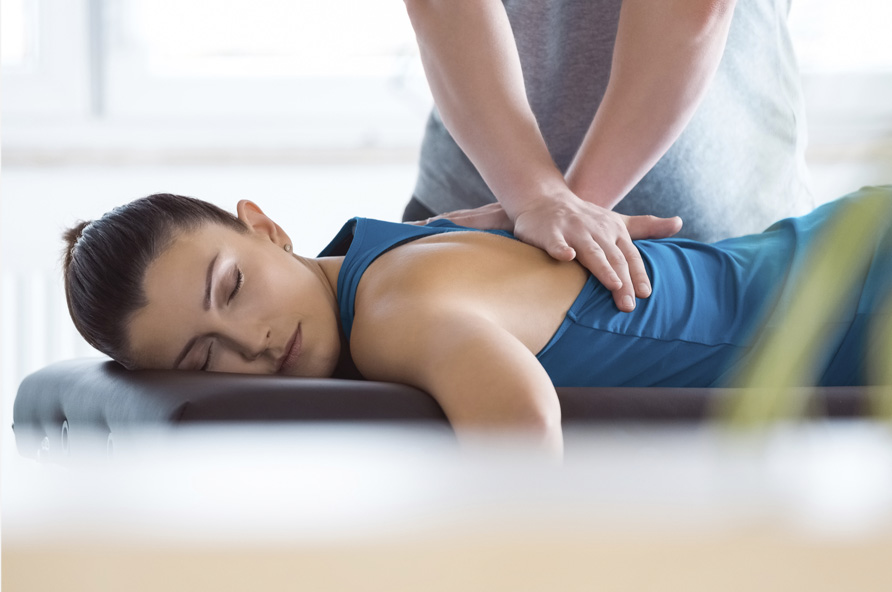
[789,0,892,134]
[2,0,890,154]
[1,0,91,119]
[3,0,432,152]
[1,0,38,69]
[790,0,892,73]
[105,1,431,132]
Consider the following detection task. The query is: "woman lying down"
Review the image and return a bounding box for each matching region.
[63,186,892,456]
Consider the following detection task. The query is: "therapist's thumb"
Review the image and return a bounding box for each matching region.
[624,214,683,240]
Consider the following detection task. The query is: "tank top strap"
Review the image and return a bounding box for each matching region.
[318,217,496,340]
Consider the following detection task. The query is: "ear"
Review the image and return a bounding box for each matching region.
[236,200,292,250]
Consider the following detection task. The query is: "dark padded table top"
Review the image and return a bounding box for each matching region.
[13,358,870,463]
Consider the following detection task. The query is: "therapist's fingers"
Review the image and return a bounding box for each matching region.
[560,214,641,310]
[525,221,620,290]
[542,227,640,311]
[538,233,577,262]
[623,213,684,240]
[513,201,645,311]
[619,212,684,300]
[570,236,621,288]
[407,203,514,231]
[616,235,651,299]
[580,238,638,311]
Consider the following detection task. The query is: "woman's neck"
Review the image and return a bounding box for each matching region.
[301,255,343,298]
[306,255,362,380]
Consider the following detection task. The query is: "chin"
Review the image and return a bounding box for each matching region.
[293,349,341,379]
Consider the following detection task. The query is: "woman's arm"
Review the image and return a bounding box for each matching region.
[350,296,563,458]
[565,0,737,207]
[403,0,680,313]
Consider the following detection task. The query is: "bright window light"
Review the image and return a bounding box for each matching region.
[0,0,36,67]
[790,0,892,73]
[128,0,418,78]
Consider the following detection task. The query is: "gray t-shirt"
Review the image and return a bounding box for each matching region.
[412,0,813,242]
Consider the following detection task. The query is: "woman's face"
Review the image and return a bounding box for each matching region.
[127,202,342,377]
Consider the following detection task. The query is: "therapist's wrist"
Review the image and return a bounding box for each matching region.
[565,169,625,211]
[496,172,576,221]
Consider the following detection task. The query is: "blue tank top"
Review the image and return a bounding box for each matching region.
[319,193,888,388]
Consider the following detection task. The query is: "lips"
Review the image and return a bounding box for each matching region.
[276,324,302,375]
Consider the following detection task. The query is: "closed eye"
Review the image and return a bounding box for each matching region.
[200,342,214,371]
[228,268,244,303]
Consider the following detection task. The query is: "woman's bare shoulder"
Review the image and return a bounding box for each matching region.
[350,231,587,363]
[346,234,504,380]
[347,255,563,455]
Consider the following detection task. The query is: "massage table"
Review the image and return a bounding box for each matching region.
[13,358,870,463]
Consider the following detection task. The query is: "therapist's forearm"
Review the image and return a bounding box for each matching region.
[565,0,737,209]
[404,0,568,218]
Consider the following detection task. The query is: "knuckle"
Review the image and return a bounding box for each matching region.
[605,250,629,267]
[609,257,629,270]
[577,242,604,257]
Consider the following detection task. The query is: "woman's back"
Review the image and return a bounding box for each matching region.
[321,212,805,388]
[360,228,590,356]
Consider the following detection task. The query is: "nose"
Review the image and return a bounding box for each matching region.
[216,318,271,362]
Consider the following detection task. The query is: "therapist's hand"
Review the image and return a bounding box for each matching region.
[410,202,514,231]
[415,195,683,312]
[513,194,682,311]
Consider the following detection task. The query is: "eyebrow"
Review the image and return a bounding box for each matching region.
[172,252,219,369]
[204,253,219,311]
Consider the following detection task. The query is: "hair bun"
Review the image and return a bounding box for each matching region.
[62,220,92,266]
[64,220,91,244]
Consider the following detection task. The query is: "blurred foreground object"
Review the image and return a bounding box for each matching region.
[3,424,892,592]
[724,187,892,427]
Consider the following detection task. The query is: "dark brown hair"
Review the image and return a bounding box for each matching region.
[63,193,246,367]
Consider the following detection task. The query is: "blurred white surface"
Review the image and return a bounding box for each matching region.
[4,423,892,591]
[8,423,892,543]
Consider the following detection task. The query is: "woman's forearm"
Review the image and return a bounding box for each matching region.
[404,0,570,218]
[565,0,737,209]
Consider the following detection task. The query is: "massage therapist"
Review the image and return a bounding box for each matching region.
[401,0,813,312]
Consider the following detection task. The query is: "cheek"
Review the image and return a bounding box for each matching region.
[258,254,308,298]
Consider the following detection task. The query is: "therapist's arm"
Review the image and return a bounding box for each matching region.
[565,0,738,207]
[404,0,681,312]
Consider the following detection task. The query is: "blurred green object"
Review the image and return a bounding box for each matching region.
[869,294,892,421]
[721,187,892,428]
